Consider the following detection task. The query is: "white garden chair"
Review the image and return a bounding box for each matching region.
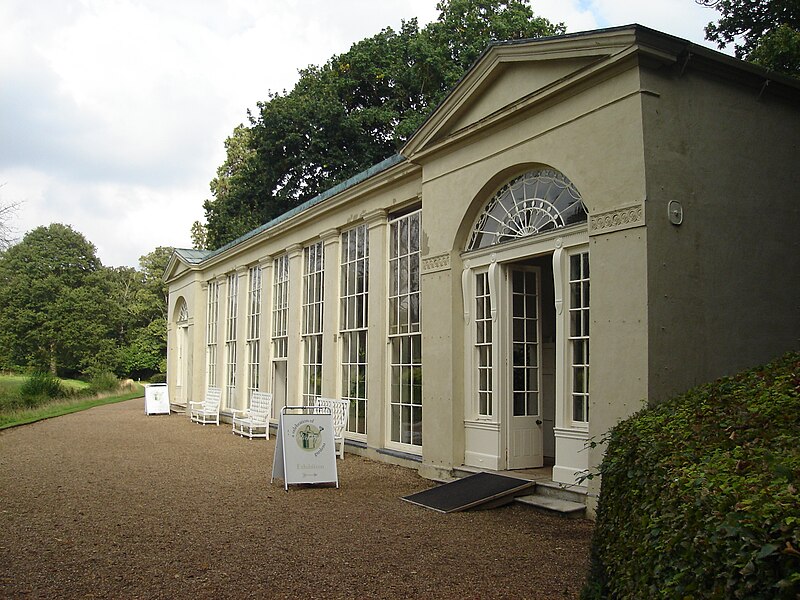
[315,397,349,459]
[189,387,221,425]
[231,391,273,440]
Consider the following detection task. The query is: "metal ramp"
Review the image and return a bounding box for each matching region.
[451,465,588,518]
[402,472,534,513]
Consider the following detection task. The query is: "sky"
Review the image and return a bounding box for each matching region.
[0,0,730,268]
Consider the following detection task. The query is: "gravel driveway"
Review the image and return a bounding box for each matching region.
[0,398,592,599]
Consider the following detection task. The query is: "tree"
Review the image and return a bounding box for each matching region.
[0,190,21,250]
[200,0,564,249]
[189,220,208,250]
[0,224,117,375]
[747,22,800,74]
[109,246,173,378]
[698,0,800,77]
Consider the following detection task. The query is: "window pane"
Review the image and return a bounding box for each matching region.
[467,170,585,250]
[389,212,422,446]
[527,391,538,416]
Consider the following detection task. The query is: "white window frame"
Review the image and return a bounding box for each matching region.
[302,242,324,406]
[567,250,590,425]
[474,269,493,418]
[206,281,219,388]
[387,210,422,449]
[272,255,289,360]
[246,265,262,400]
[462,228,589,433]
[225,272,238,407]
[467,169,586,251]
[509,266,542,419]
[340,224,369,436]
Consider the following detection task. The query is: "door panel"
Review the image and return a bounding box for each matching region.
[507,268,543,469]
[272,361,287,419]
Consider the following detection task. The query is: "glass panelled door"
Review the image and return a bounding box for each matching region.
[507,267,543,469]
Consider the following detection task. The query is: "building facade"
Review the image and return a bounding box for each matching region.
[165,26,800,513]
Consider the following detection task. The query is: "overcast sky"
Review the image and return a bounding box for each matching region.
[1,0,728,268]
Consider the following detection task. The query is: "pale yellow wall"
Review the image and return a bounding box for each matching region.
[166,270,205,404]
[416,62,651,473]
[448,58,600,134]
[640,65,800,403]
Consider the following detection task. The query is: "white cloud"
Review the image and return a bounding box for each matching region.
[0,0,728,267]
[1,0,443,266]
[536,0,723,49]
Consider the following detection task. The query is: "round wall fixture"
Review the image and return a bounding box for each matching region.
[668,200,683,226]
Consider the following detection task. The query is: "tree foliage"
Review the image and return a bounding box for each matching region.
[0,225,172,379]
[201,0,564,249]
[123,246,172,377]
[698,0,800,77]
[0,224,114,375]
[106,246,173,378]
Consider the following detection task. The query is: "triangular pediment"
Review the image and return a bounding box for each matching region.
[402,25,683,159]
[447,55,599,134]
[164,248,209,283]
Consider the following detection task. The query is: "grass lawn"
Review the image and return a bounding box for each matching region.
[0,374,27,392]
[0,374,144,430]
[0,375,89,392]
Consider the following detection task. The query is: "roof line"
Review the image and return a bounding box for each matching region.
[184,153,407,267]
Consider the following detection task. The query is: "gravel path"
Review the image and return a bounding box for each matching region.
[0,398,593,599]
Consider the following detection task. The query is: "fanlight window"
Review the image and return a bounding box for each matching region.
[467,169,587,251]
[177,301,189,324]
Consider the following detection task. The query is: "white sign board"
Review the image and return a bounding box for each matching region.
[144,383,170,415]
[271,406,338,490]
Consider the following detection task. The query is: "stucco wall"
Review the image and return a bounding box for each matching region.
[166,270,204,405]
[415,61,652,475]
[641,64,800,403]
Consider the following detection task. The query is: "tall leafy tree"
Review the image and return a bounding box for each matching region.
[110,246,173,378]
[201,0,564,249]
[0,224,117,375]
[698,0,800,76]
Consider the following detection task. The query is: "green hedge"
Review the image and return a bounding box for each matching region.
[583,352,800,599]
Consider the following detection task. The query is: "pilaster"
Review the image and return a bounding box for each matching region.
[364,210,388,449]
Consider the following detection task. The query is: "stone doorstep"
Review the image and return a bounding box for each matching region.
[513,493,586,517]
[451,465,588,518]
[532,478,588,504]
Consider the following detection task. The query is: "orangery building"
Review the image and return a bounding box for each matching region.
[165,25,800,513]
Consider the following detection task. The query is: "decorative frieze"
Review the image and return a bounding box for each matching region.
[589,205,644,234]
[422,253,451,273]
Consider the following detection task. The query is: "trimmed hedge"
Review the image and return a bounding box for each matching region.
[583,352,800,599]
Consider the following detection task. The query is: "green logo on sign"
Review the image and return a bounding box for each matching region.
[296,423,323,451]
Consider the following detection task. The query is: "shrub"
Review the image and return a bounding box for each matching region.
[583,352,800,599]
[19,372,66,404]
[88,371,119,393]
[149,373,167,384]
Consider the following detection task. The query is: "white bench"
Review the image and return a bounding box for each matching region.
[315,397,350,459]
[231,391,273,440]
[189,388,221,425]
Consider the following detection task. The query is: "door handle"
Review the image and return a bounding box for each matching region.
[536,419,542,425]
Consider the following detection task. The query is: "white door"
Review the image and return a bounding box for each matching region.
[507,267,544,469]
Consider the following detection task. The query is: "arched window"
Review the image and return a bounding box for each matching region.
[177,300,189,324]
[467,169,587,251]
